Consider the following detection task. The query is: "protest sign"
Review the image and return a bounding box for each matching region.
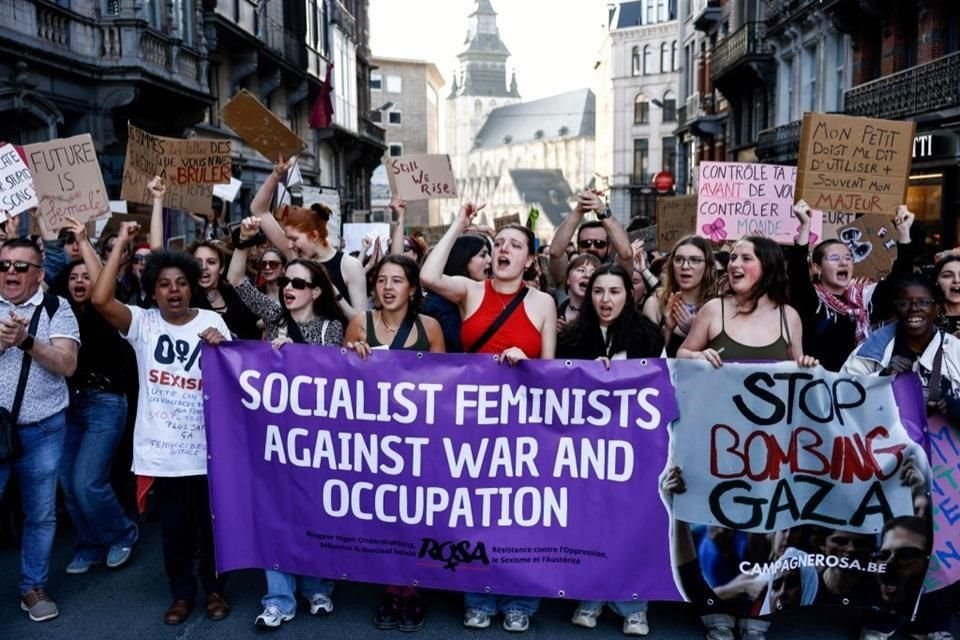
[343,222,390,256]
[221,90,307,161]
[204,344,682,602]
[836,213,898,280]
[213,177,243,203]
[22,134,110,229]
[656,194,697,251]
[923,413,960,592]
[494,214,521,230]
[301,185,342,245]
[796,113,914,215]
[697,162,822,244]
[819,211,858,241]
[386,154,457,202]
[120,154,213,214]
[669,359,930,617]
[124,123,231,187]
[0,143,38,218]
[409,224,448,247]
[629,226,657,252]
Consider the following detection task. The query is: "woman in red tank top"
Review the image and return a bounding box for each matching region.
[421,203,556,363]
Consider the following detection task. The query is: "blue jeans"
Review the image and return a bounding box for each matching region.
[59,390,136,559]
[464,593,539,615]
[0,411,66,593]
[262,570,334,615]
[578,599,648,617]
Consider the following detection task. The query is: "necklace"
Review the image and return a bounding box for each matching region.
[567,301,580,313]
[379,312,398,333]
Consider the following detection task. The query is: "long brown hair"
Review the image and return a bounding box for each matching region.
[656,235,717,308]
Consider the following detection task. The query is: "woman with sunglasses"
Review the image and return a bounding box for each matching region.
[642,236,717,357]
[842,274,958,640]
[791,202,916,370]
[256,248,286,303]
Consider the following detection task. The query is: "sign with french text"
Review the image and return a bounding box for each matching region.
[796,113,914,215]
[22,134,111,229]
[386,154,457,201]
[124,123,232,187]
[0,143,38,218]
[656,194,698,251]
[922,413,960,593]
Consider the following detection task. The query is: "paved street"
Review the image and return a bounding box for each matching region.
[1,520,955,640]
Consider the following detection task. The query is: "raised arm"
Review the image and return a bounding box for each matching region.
[63,216,103,282]
[91,221,135,333]
[251,156,296,260]
[339,254,368,320]
[547,195,587,284]
[420,202,484,305]
[147,176,165,249]
[227,216,258,287]
[389,197,406,256]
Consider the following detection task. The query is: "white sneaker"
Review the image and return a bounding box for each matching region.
[623,611,649,636]
[860,630,893,640]
[308,593,333,615]
[463,608,491,629]
[503,611,530,633]
[255,605,294,628]
[572,605,601,628]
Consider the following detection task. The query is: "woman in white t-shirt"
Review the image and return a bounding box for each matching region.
[92,221,231,627]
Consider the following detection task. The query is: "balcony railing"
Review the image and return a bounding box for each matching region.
[756,120,802,162]
[331,1,357,40]
[766,0,819,32]
[844,51,960,120]
[262,17,305,66]
[359,116,386,147]
[712,22,772,81]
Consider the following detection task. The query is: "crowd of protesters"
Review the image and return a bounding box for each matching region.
[0,160,957,640]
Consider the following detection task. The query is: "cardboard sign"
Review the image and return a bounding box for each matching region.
[125,124,231,187]
[796,113,915,215]
[213,177,243,202]
[121,153,214,214]
[655,195,698,251]
[22,134,110,229]
[409,224,448,247]
[386,154,457,201]
[0,143,38,219]
[836,213,898,281]
[301,185,342,245]
[819,210,858,241]
[494,214,521,231]
[629,226,658,252]
[221,90,307,162]
[697,162,822,245]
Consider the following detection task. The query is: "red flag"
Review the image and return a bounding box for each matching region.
[308,63,335,129]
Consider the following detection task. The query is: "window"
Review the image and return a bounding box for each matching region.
[634,94,650,124]
[633,139,649,184]
[317,0,329,56]
[388,111,402,125]
[370,110,382,123]
[646,0,655,23]
[143,0,162,28]
[662,136,677,175]
[643,46,652,74]
[660,43,669,73]
[370,72,382,91]
[631,47,641,76]
[386,75,402,93]
[389,144,403,157]
[173,0,193,45]
[784,56,795,121]
[834,37,846,112]
[657,0,667,22]
[662,90,676,122]
[671,41,678,71]
[802,43,817,112]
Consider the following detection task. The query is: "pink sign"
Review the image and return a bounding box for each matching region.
[697,162,822,245]
[924,413,960,592]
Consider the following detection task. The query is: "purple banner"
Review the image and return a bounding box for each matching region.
[203,342,682,602]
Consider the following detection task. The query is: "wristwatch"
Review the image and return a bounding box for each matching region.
[595,205,612,220]
[19,335,35,352]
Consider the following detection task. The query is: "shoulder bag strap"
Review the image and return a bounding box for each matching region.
[927,333,945,404]
[466,287,529,354]
[10,304,46,422]
[389,314,416,350]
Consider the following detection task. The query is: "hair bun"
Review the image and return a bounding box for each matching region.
[311,203,331,221]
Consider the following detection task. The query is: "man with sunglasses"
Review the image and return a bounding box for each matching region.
[0,238,80,623]
[547,189,634,288]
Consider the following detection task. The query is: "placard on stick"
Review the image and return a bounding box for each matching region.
[0,143,38,219]
[386,154,457,202]
[23,134,111,229]
[221,90,307,161]
[796,113,915,215]
[494,214,521,230]
[121,152,214,214]
[125,123,231,187]
[836,213,898,281]
[655,195,697,251]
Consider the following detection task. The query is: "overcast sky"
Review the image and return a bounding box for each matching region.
[368,0,611,101]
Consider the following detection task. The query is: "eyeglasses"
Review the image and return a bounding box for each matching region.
[673,256,706,267]
[874,546,927,566]
[578,239,608,250]
[260,260,282,269]
[0,260,41,274]
[824,254,854,264]
[278,276,316,290]
[132,255,148,264]
[893,298,935,312]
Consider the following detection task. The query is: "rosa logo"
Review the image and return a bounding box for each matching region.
[417,538,490,572]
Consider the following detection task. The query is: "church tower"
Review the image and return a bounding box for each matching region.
[445,0,521,185]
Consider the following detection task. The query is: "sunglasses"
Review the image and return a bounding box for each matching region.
[874,547,927,566]
[132,255,148,264]
[260,260,282,269]
[578,239,608,249]
[278,276,316,290]
[0,260,41,274]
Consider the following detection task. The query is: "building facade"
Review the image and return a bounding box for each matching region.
[369,56,445,226]
[595,1,681,224]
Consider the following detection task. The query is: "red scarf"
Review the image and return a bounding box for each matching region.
[813,281,871,344]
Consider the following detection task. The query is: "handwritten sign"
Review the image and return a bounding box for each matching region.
[924,414,960,593]
[386,154,457,201]
[22,134,110,229]
[409,224,448,247]
[836,213,898,281]
[819,211,858,241]
[221,90,307,162]
[656,195,697,251]
[796,113,915,215]
[697,162,822,245]
[121,153,214,214]
[125,124,231,187]
[0,143,38,218]
[494,214,521,230]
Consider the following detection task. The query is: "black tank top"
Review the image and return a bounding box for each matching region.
[322,251,351,307]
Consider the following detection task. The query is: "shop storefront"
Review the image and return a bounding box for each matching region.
[907,129,960,255]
